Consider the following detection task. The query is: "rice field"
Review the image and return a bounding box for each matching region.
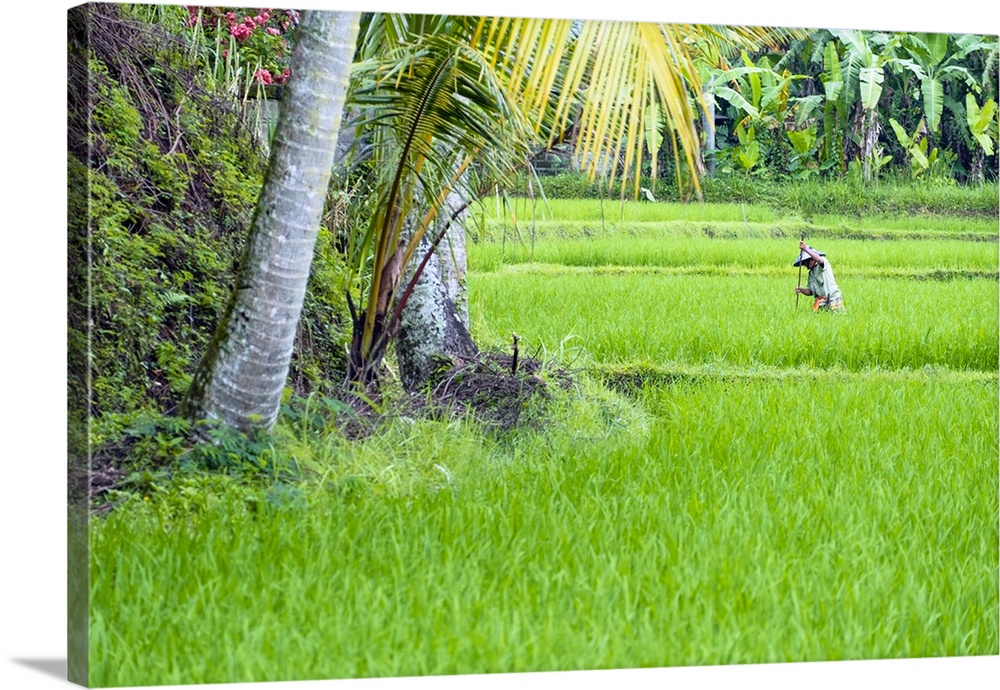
[88,198,999,686]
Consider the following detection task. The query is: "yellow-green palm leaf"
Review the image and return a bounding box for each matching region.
[475,17,807,195]
[472,17,778,196]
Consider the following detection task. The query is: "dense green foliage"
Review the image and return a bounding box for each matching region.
[535,33,999,193]
[529,31,998,196]
[70,5,349,417]
[700,31,998,185]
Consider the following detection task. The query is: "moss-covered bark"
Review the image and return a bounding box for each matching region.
[183,11,361,432]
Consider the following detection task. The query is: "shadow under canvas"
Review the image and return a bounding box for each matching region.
[12,658,68,681]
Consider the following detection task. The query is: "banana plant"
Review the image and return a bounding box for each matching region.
[825,30,900,181]
[817,37,849,172]
[786,124,820,177]
[733,122,760,173]
[830,30,895,109]
[688,26,807,177]
[888,117,938,177]
[893,33,988,134]
[713,53,801,126]
[965,92,998,183]
[712,51,809,174]
[643,101,666,181]
[966,93,998,156]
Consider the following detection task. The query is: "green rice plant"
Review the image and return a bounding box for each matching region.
[88,376,997,685]
[473,198,787,224]
[806,213,1000,236]
[470,235,997,275]
[469,270,998,372]
[474,195,999,230]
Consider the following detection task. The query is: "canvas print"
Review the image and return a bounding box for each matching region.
[67,2,999,687]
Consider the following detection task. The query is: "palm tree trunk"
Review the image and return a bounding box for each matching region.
[434,183,471,327]
[183,10,360,432]
[396,189,478,391]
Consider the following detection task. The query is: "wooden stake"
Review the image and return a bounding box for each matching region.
[796,232,805,308]
[511,332,520,375]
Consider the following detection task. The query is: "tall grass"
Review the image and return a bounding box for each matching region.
[89,377,998,686]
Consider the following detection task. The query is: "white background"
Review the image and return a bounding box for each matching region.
[3,1,998,689]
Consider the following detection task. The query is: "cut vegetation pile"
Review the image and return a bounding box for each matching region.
[410,351,574,433]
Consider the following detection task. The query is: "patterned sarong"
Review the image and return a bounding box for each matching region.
[812,295,845,313]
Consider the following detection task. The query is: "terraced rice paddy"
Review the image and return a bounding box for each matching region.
[470,198,998,373]
[88,198,998,686]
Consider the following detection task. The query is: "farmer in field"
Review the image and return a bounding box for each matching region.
[793,241,845,312]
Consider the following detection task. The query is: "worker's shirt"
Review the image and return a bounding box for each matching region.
[807,259,842,301]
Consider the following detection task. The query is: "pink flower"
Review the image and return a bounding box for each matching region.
[262,11,270,21]
[244,16,255,28]
[255,69,274,85]
[267,27,280,36]
[254,14,265,25]
[231,24,251,41]
[276,68,291,84]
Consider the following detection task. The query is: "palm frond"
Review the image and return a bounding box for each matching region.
[471,17,709,196]
[340,12,810,381]
[347,33,535,353]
